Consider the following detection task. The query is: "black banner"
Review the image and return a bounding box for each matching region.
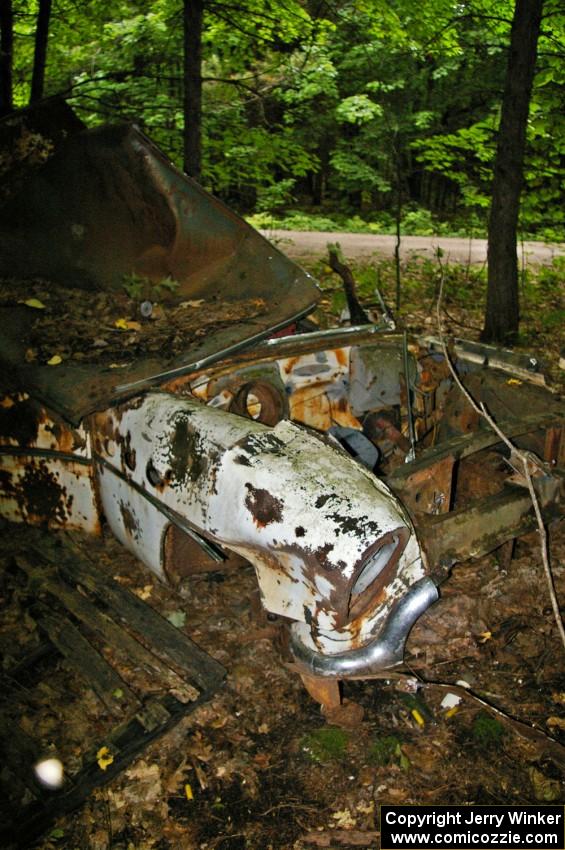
[381,805,564,850]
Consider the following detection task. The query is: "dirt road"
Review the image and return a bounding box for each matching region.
[260,229,564,265]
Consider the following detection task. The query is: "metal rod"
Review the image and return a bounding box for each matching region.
[403,331,416,462]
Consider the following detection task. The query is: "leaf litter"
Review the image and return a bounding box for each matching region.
[0,277,267,365]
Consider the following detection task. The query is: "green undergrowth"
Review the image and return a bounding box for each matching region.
[301,252,565,364]
[471,712,505,750]
[300,726,349,763]
[248,208,485,238]
[248,208,564,242]
[368,734,409,769]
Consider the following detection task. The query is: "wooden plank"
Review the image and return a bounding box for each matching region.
[0,714,40,790]
[15,555,198,700]
[33,605,137,716]
[0,526,225,850]
[51,543,225,692]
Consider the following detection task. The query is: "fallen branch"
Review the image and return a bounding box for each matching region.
[328,245,370,326]
[434,255,565,652]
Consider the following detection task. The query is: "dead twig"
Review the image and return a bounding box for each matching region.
[440,305,482,333]
[434,254,565,652]
[259,802,320,817]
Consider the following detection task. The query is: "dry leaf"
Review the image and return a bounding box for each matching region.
[21,298,46,309]
[47,354,62,366]
[126,761,161,783]
[529,766,561,801]
[96,746,114,771]
[188,731,213,762]
[332,809,357,828]
[165,759,188,795]
[134,584,153,600]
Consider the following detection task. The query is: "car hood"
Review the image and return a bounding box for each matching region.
[0,115,319,422]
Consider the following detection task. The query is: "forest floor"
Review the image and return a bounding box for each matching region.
[1,249,564,850]
[3,523,565,850]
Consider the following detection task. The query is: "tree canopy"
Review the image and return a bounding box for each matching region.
[2,0,564,239]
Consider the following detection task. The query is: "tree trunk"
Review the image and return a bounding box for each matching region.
[0,0,13,117]
[183,0,204,182]
[30,0,52,103]
[482,0,543,345]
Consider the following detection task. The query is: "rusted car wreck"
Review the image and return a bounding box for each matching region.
[1,104,563,712]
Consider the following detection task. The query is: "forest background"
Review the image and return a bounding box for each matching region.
[0,0,564,344]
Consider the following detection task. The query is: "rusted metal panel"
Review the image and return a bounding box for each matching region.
[0,392,90,454]
[163,524,247,583]
[544,426,565,469]
[394,455,455,517]
[0,453,100,533]
[279,347,362,430]
[0,392,99,532]
[388,410,565,491]
[349,343,411,416]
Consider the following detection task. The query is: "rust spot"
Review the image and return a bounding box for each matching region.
[282,356,300,375]
[92,411,121,452]
[289,385,331,430]
[120,430,137,472]
[169,415,208,483]
[12,459,73,524]
[244,484,284,527]
[119,500,141,540]
[335,348,348,367]
[313,542,335,570]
